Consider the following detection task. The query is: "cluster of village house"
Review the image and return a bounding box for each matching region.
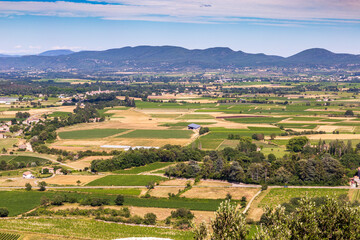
[22,167,63,179]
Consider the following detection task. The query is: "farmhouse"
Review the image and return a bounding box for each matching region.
[188,123,201,130]
[23,171,34,179]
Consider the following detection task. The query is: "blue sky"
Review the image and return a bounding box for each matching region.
[0,0,360,56]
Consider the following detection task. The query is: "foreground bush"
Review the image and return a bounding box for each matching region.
[193,200,248,240]
[255,197,360,240]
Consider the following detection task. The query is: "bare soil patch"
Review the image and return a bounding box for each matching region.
[197,179,232,187]
[182,187,259,200]
[44,175,104,185]
[159,179,194,186]
[149,187,184,198]
[51,204,214,224]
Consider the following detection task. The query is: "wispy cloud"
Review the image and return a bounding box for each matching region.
[0,0,359,24]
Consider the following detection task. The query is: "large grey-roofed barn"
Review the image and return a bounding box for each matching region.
[188,123,201,129]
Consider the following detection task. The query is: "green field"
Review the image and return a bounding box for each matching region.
[0,218,193,240]
[0,139,18,149]
[86,175,167,186]
[118,129,193,139]
[277,123,319,129]
[0,233,20,240]
[160,122,215,127]
[115,162,174,174]
[177,114,214,119]
[151,114,181,118]
[55,188,142,196]
[260,188,349,208]
[0,155,49,164]
[0,191,56,216]
[58,129,128,139]
[48,111,71,118]
[225,117,287,124]
[288,117,324,121]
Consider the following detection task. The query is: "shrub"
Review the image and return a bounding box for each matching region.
[25,183,32,191]
[38,181,47,191]
[0,207,9,217]
[143,213,157,225]
[115,195,125,206]
[225,193,232,200]
[52,195,65,206]
[40,196,50,206]
[171,208,194,220]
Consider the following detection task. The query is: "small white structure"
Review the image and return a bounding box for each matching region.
[23,171,34,179]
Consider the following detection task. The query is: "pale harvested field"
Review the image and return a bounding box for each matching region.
[182,187,259,200]
[149,186,184,198]
[160,179,194,186]
[58,109,170,130]
[43,175,104,185]
[50,137,193,151]
[0,177,37,187]
[277,134,360,140]
[197,179,232,187]
[316,125,354,132]
[50,204,214,224]
[246,189,270,221]
[66,156,113,170]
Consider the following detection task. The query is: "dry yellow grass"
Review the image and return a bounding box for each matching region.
[51,204,214,224]
[159,179,194,186]
[197,179,232,187]
[149,187,184,198]
[246,189,270,221]
[182,187,259,200]
[66,156,113,170]
[0,177,37,187]
[316,125,354,132]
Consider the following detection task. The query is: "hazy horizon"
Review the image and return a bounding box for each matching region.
[0,1,359,57]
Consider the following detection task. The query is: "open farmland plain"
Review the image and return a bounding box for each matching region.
[3,78,360,238]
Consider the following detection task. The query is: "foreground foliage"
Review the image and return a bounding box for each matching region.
[255,197,360,240]
[0,218,193,240]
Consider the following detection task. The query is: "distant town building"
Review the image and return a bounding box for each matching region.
[86,87,115,96]
[0,125,10,133]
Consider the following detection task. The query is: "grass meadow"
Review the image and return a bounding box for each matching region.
[0,155,49,164]
[58,129,128,139]
[259,188,349,208]
[0,218,194,240]
[118,129,193,139]
[114,162,174,174]
[55,188,142,196]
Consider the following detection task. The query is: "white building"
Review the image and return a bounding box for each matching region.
[23,171,34,179]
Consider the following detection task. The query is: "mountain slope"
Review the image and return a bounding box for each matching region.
[0,46,358,72]
[38,49,74,56]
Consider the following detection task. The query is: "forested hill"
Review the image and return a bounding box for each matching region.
[0,46,360,72]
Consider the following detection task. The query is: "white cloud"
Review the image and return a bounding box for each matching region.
[0,1,359,24]
[14,45,22,49]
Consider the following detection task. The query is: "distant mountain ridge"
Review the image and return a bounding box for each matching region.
[0,46,359,72]
[38,49,74,57]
